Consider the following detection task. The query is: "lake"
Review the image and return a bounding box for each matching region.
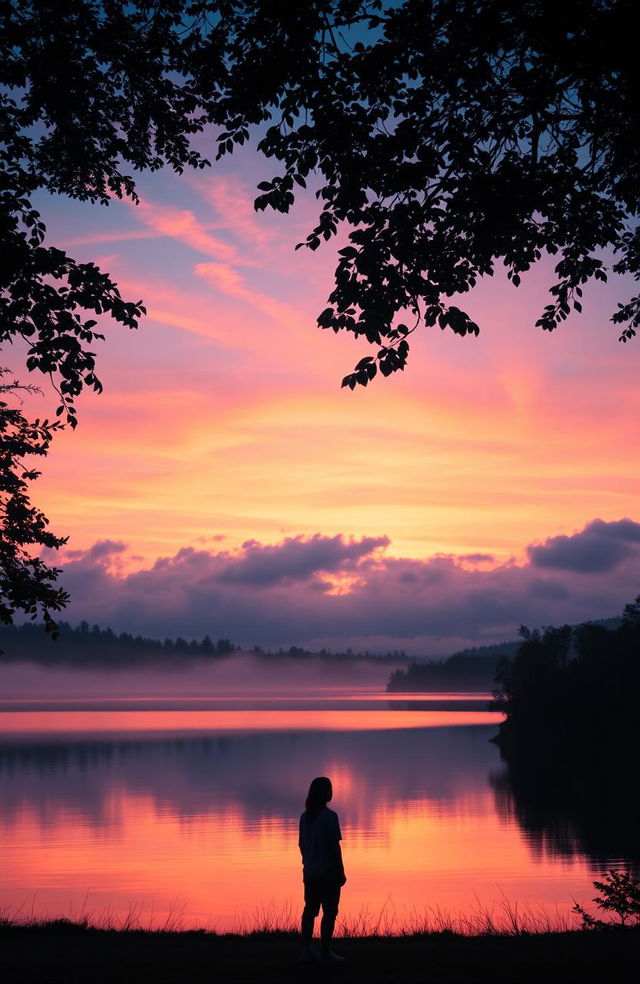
[0,693,620,933]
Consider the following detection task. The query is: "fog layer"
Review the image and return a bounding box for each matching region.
[0,653,401,701]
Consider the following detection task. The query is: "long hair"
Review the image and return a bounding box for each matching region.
[305,776,332,820]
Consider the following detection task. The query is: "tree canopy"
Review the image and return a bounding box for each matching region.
[0,371,68,632]
[1,0,639,630]
[492,596,640,748]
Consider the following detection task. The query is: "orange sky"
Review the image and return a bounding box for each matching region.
[10,158,638,649]
[29,165,639,567]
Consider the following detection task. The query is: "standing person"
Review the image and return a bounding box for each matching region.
[298,776,347,965]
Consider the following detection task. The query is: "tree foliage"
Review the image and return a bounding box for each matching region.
[0,371,68,633]
[0,617,238,665]
[2,0,639,629]
[387,640,518,691]
[4,0,640,396]
[573,870,640,929]
[492,596,640,749]
[1,0,213,633]
[205,0,640,385]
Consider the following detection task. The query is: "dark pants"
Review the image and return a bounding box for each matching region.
[301,875,341,950]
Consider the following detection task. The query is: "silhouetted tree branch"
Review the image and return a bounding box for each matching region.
[0,370,68,641]
[2,1,639,629]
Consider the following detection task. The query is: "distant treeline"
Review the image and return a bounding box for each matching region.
[386,641,519,692]
[0,621,237,665]
[493,598,640,755]
[249,644,407,663]
[0,621,409,666]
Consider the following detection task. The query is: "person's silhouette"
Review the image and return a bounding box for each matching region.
[298,776,347,965]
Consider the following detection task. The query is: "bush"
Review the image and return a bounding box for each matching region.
[573,870,640,929]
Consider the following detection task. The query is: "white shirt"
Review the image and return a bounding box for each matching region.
[299,806,342,879]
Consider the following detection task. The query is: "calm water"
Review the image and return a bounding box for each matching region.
[0,695,619,932]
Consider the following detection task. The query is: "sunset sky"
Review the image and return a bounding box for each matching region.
[23,144,640,654]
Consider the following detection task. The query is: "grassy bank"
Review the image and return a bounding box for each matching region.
[1,921,638,983]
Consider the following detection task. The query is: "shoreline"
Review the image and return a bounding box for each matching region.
[1,921,638,983]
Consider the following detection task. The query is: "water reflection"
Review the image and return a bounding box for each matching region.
[0,707,613,930]
[491,748,640,875]
[0,720,498,830]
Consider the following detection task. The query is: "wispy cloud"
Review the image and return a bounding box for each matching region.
[133,196,251,266]
[35,167,640,589]
[61,228,160,248]
[194,175,276,249]
[194,261,306,325]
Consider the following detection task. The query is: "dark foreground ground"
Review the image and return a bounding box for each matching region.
[1,924,639,984]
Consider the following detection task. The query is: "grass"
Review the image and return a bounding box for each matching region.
[337,896,575,937]
[1,901,638,984]
[1,896,575,937]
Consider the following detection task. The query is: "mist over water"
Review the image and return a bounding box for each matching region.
[0,653,401,702]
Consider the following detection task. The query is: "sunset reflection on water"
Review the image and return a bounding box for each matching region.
[0,708,499,735]
[0,702,600,932]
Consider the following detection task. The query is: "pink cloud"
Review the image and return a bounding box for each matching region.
[61,229,160,248]
[31,169,640,595]
[195,261,246,295]
[102,270,273,351]
[194,175,276,249]
[54,521,640,656]
[65,539,127,563]
[194,261,308,326]
[133,197,250,266]
[217,533,390,585]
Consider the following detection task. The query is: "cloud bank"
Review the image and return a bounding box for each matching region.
[50,519,640,657]
[527,518,640,573]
